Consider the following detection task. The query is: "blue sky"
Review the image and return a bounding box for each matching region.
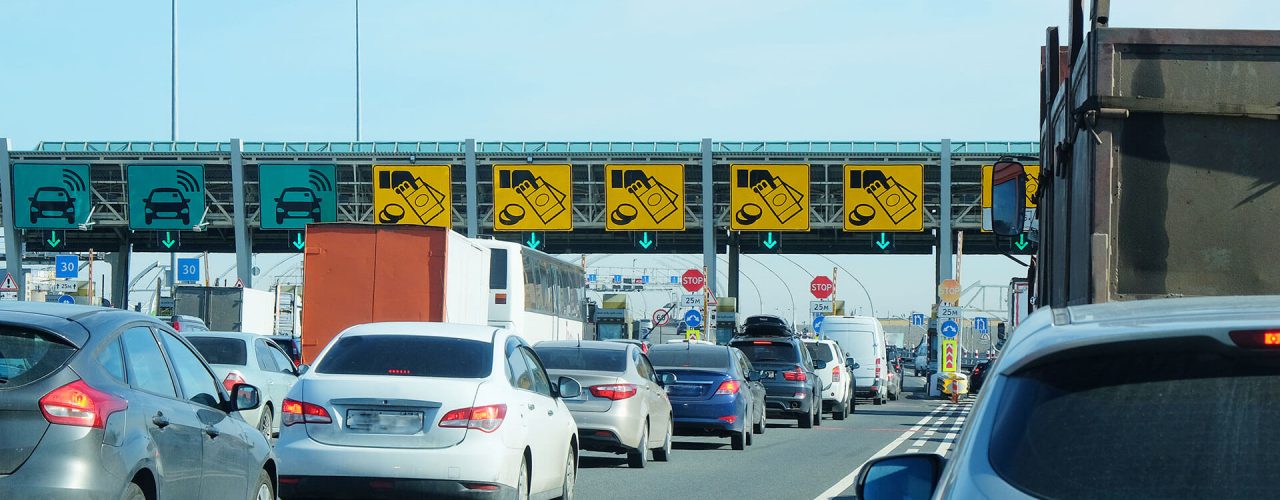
[4,1,1278,318]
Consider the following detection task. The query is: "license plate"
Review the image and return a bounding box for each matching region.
[667,385,702,397]
[345,410,423,433]
[763,370,776,379]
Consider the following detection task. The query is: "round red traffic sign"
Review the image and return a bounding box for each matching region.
[652,308,671,327]
[810,276,834,299]
[681,269,706,292]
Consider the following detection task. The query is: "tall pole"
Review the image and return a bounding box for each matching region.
[171,0,178,141]
[354,0,362,141]
[0,138,21,299]
[701,139,715,296]
[938,138,953,289]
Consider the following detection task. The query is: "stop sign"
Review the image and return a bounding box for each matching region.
[810,276,834,299]
[681,269,706,292]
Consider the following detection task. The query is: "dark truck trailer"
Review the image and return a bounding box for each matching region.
[1025,25,1280,308]
[173,285,277,334]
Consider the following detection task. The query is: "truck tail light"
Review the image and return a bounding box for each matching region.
[282,398,332,426]
[439,404,507,433]
[40,380,128,429]
[875,357,882,378]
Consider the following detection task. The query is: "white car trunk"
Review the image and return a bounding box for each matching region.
[299,375,484,449]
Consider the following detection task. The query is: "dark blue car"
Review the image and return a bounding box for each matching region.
[648,343,767,451]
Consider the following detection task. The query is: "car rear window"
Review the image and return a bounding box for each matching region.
[740,324,792,337]
[0,327,77,388]
[317,335,492,378]
[533,347,626,372]
[731,341,798,363]
[805,343,836,363]
[988,339,1280,499]
[186,337,248,366]
[648,348,729,369]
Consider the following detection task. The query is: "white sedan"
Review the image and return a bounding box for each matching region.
[276,322,582,499]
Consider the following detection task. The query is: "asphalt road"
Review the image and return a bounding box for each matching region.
[575,375,970,500]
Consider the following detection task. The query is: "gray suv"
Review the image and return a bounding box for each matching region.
[0,302,275,500]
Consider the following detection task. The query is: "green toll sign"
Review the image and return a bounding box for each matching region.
[258,164,337,230]
[127,165,205,230]
[12,164,91,229]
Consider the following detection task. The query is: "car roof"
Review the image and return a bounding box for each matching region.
[1000,296,1280,373]
[649,342,727,352]
[184,331,273,342]
[536,340,630,351]
[0,302,163,348]
[338,322,500,342]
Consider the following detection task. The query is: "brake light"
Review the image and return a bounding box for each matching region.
[387,369,411,375]
[281,398,332,426]
[589,384,638,400]
[875,357,881,378]
[715,380,741,395]
[783,367,807,381]
[222,371,246,393]
[39,380,128,429]
[495,293,507,305]
[172,320,182,331]
[718,415,737,424]
[752,341,772,345]
[439,404,507,432]
[1230,330,1280,348]
[831,364,841,382]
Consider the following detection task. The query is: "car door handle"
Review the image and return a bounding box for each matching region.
[546,409,554,416]
[527,403,536,411]
[151,413,170,428]
[204,426,220,438]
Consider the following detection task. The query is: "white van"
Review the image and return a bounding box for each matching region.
[821,316,889,405]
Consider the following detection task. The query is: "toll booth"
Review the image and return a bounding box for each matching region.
[714,297,738,345]
[595,293,632,340]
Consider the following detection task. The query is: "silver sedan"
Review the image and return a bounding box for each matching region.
[184,331,300,439]
[534,340,675,468]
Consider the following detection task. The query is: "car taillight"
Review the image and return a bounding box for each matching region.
[172,320,181,331]
[875,358,881,378]
[1230,330,1280,348]
[752,341,772,345]
[222,371,246,393]
[281,398,332,426]
[715,380,741,395]
[588,384,638,400]
[783,367,807,382]
[439,404,507,433]
[831,364,841,382]
[39,380,128,429]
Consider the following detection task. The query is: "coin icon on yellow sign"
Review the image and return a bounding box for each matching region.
[605,164,685,231]
[843,164,924,232]
[373,165,452,227]
[729,164,809,231]
[493,164,573,231]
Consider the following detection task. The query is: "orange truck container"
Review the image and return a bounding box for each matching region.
[299,223,491,363]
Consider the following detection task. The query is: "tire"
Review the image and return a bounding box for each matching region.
[517,457,529,500]
[627,424,648,468]
[252,469,273,500]
[798,408,813,429]
[121,482,146,500]
[730,427,746,450]
[848,392,857,414]
[745,424,753,446]
[752,406,766,434]
[833,399,847,420]
[652,418,673,462]
[557,449,575,500]
[813,401,822,426]
[874,396,885,405]
[256,406,273,441]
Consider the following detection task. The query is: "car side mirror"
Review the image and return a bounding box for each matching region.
[990,157,1027,237]
[856,453,946,500]
[297,364,311,375]
[230,383,262,412]
[658,373,677,387]
[555,376,582,399]
[813,360,827,370]
[744,370,761,382]
[847,357,860,370]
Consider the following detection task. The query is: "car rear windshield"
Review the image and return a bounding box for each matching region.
[316,335,492,378]
[0,327,77,388]
[805,343,835,363]
[186,337,248,366]
[740,324,792,337]
[649,348,729,369]
[988,338,1280,499]
[534,347,626,372]
[731,341,798,363]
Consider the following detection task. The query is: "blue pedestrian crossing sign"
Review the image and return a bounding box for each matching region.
[683,309,702,328]
[813,315,825,333]
[58,294,75,304]
[910,313,925,326]
[940,319,960,339]
[55,255,78,279]
[974,317,989,333]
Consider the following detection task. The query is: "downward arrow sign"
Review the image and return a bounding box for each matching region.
[527,233,541,250]
[762,232,778,249]
[638,232,653,249]
[162,232,176,249]
[292,233,305,250]
[1014,234,1029,250]
[875,232,890,250]
[47,232,61,248]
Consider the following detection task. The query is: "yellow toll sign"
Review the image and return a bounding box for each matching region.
[729,164,810,231]
[604,164,685,231]
[981,164,1040,232]
[493,164,573,231]
[373,164,452,226]
[843,164,924,232]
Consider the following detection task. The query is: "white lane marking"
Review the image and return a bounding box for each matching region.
[813,403,951,500]
[906,448,920,453]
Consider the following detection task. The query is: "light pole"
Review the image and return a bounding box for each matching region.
[354,0,362,141]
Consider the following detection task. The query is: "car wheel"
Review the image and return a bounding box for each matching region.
[874,396,885,405]
[798,407,813,429]
[753,406,766,434]
[558,449,575,500]
[731,426,746,450]
[256,406,273,441]
[121,482,146,500]
[833,398,847,420]
[813,400,822,426]
[745,422,754,446]
[627,424,648,468]
[652,417,673,462]
[253,469,273,500]
[517,456,529,500]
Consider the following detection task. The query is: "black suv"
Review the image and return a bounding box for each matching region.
[737,314,795,338]
[730,334,824,428]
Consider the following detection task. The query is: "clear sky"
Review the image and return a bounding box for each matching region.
[4,1,1278,319]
